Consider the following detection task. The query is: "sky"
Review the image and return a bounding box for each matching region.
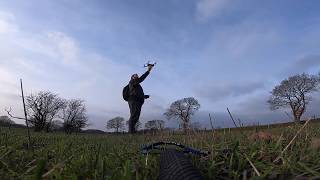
[0,0,320,130]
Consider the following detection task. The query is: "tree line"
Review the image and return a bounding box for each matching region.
[5,91,88,133]
[106,96,201,133]
[106,117,165,132]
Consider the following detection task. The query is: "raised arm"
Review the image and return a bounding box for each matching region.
[130,65,153,85]
[137,71,150,83]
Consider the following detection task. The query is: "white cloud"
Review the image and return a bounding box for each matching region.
[0,67,17,85]
[0,11,17,34]
[196,0,230,21]
[0,19,15,33]
[47,31,79,64]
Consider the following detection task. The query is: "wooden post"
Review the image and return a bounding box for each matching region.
[227,108,238,128]
[209,113,214,130]
[20,79,31,148]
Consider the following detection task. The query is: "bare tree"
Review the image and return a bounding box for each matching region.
[106,117,125,133]
[268,73,320,122]
[61,99,88,134]
[164,97,200,132]
[126,120,141,131]
[144,120,165,130]
[26,91,66,132]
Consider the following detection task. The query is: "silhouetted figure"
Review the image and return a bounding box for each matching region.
[128,65,153,133]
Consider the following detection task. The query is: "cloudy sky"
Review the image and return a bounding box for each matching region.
[0,0,320,130]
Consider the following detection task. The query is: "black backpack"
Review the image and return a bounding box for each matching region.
[122,84,130,101]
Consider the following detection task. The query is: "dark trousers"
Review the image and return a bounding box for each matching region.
[128,101,143,133]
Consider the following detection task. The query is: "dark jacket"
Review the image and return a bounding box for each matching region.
[128,71,149,103]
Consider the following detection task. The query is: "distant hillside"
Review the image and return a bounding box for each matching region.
[214,118,320,132]
[0,123,26,129]
[0,124,107,134]
[3,118,319,133]
[82,129,106,134]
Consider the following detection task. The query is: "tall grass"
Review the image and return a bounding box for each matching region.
[0,121,320,179]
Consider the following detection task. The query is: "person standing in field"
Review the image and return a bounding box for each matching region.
[127,64,153,133]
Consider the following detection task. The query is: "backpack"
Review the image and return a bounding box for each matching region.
[122,84,130,101]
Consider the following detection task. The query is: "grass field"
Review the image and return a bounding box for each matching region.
[1,120,320,180]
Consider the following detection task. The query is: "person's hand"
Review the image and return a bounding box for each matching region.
[144,95,150,99]
[147,64,153,71]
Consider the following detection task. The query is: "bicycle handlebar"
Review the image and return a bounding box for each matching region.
[141,141,210,157]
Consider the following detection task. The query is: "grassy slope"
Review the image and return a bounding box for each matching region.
[0,121,320,179]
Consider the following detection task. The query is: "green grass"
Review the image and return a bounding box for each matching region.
[0,122,320,179]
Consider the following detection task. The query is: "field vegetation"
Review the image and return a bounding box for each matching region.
[1,119,320,179]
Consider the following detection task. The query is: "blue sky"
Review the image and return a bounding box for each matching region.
[0,0,320,130]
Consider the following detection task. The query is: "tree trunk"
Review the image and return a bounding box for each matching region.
[182,122,188,133]
[292,107,305,123]
[292,109,301,123]
[34,123,42,132]
[46,123,51,132]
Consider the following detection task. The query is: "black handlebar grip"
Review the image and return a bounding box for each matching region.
[158,149,203,180]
